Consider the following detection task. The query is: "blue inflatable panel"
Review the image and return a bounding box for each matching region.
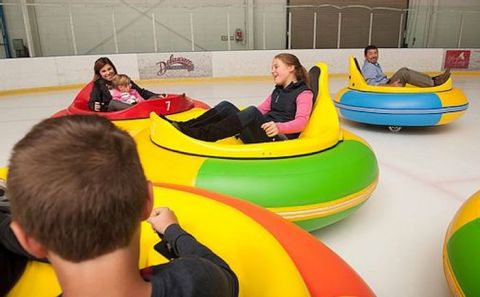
[340,90,442,109]
[336,90,469,126]
[339,109,441,126]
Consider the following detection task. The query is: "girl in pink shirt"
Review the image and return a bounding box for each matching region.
[163,53,313,143]
[110,74,145,106]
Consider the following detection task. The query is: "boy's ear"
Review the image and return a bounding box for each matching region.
[142,181,154,220]
[10,221,48,259]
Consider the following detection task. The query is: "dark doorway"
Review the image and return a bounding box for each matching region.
[288,0,409,49]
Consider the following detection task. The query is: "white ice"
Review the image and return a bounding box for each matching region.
[0,74,479,297]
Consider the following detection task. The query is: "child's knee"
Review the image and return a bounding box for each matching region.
[216,101,238,113]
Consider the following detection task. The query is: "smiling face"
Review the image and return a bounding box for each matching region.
[99,64,116,81]
[271,58,296,87]
[365,48,379,64]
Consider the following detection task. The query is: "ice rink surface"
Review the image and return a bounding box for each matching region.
[1,74,479,296]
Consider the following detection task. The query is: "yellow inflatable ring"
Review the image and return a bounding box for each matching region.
[443,191,480,297]
[1,174,374,296]
[131,63,379,231]
[335,56,469,131]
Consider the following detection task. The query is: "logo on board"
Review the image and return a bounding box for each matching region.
[156,55,195,76]
[444,50,471,69]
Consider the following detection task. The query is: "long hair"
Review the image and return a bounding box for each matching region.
[274,53,310,88]
[93,57,118,81]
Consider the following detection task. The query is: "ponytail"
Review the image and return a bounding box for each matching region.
[274,53,310,88]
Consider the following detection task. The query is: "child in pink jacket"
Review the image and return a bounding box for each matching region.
[111,74,145,105]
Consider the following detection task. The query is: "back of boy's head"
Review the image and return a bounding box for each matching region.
[7,115,148,262]
[112,74,131,89]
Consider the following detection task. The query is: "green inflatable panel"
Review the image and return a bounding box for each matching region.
[195,139,378,230]
[447,218,480,296]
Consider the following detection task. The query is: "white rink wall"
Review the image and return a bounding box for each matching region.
[0,48,448,91]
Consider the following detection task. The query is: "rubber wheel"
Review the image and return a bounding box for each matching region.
[388,126,402,132]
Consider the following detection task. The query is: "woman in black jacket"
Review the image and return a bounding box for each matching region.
[88,57,159,112]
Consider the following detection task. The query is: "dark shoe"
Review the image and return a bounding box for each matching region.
[159,114,173,123]
[170,121,182,131]
[159,114,183,132]
[433,68,451,86]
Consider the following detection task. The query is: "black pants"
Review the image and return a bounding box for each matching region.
[198,101,273,143]
[237,106,273,143]
[107,100,132,111]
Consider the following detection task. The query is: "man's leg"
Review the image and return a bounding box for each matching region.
[433,69,451,86]
[390,67,434,87]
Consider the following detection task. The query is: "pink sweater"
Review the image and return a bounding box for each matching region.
[110,89,144,103]
[256,90,313,134]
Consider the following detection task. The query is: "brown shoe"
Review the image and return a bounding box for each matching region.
[433,68,451,86]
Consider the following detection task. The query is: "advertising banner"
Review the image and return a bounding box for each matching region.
[138,53,212,79]
[467,49,480,70]
[444,50,471,69]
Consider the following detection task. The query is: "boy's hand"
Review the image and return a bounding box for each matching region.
[94,102,101,111]
[261,121,279,137]
[147,207,178,235]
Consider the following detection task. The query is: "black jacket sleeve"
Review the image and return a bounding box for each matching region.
[163,224,232,269]
[0,210,28,296]
[150,224,239,297]
[0,210,44,261]
[88,79,112,111]
[131,81,158,99]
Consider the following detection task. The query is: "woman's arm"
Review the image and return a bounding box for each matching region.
[88,80,112,111]
[131,81,158,99]
[130,89,144,102]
